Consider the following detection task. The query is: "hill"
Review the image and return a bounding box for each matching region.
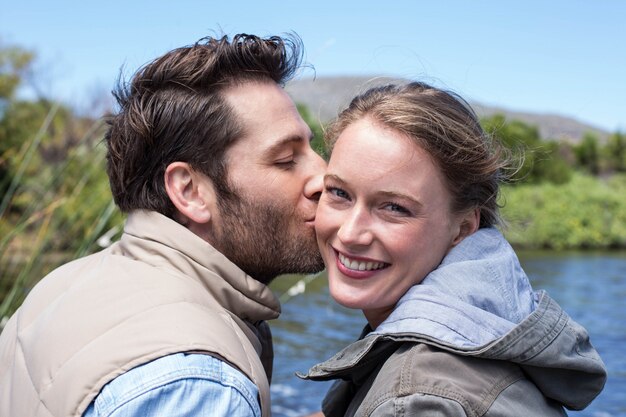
[286,76,609,143]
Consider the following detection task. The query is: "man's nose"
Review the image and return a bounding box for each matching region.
[304,152,327,202]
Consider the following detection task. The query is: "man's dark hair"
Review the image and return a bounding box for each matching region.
[105,33,304,216]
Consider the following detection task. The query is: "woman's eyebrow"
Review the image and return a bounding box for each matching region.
[377,190,422,207]
[323,174,345,184]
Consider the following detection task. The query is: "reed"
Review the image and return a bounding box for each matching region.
[0,104,123,322]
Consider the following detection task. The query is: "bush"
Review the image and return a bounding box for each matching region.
[501,173,626,249]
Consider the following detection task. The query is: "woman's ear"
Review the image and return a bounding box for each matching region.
[164,162,216,224]
[452,208,480,246]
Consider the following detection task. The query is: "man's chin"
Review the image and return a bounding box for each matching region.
[279,232,324,275]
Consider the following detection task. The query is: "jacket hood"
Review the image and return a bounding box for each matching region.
[303,228,606,410]
[374,228,536,347]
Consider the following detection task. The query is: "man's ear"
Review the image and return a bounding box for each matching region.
[452,208,480,246]
[164,162,216,224]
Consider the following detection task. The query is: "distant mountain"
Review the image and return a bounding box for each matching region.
[286,76,609,143]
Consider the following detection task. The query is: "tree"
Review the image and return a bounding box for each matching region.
[481,114,571,184]
[604,131,626,173]
[0,42,34,102]
[0,43,37,198]
[575,133,600,175]
[532,141,572,185]
[296,103,327,159]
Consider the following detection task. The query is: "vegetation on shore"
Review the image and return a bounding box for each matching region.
[1,41,625,320]
[501,174,626,250]
[479,114,626,250]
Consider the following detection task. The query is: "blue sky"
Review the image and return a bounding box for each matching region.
[1,0,624,132]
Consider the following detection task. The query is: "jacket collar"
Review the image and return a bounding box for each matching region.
[112,210,281,322]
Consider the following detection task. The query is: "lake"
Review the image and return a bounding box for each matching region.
[269,251,626,417]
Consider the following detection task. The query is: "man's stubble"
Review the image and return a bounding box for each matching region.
[210,188,324,285]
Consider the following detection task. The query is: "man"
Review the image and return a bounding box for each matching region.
[0,34,326,417]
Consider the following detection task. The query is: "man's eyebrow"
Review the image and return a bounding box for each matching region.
[264,133,314,156]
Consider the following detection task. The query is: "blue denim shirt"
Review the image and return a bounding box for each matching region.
[83,353,260,417]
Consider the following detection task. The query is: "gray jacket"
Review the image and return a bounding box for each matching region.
[301,229,606,416]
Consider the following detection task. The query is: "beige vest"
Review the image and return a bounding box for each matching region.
[0,210,281,417]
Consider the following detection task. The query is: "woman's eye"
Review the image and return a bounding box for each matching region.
[384,203,410,215]
[327,187,350,200]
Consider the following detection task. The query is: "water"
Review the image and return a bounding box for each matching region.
[269,251,626,417]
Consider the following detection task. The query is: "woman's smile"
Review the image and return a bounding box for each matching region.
[333,248,390,279]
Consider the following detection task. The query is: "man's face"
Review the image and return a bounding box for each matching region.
[208,82,326,284]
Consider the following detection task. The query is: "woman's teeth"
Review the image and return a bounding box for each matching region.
[338,253,386,271]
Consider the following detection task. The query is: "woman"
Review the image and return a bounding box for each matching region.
[301,82,606,416]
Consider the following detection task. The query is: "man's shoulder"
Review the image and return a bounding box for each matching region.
[85,353,260,417]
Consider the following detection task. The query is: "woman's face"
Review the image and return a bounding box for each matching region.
[315,118,469,328]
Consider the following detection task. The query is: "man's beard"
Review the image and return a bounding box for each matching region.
[210,190,324,285]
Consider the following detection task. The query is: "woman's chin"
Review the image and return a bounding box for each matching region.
[329,289,368,311]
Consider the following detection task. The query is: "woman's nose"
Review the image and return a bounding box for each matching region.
[337,208,373,247]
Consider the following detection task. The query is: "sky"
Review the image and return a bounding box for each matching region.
[1,0,625,132]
